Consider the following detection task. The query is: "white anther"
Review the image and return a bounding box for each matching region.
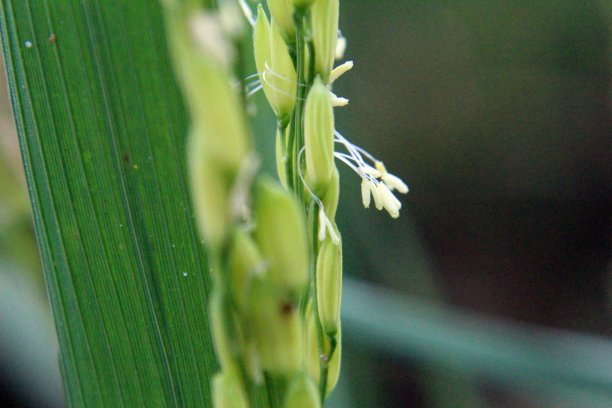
[361,179,371,208]
[378,184,401,218]
[359,165,382,178]
[330,61,353,83]
[335,34,347,60]
[331,92,349,107]
[332,130,408,218]
[382,173,409,194]
[371,183,383,210]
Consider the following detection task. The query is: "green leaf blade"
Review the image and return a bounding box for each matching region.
[1,1,216,406]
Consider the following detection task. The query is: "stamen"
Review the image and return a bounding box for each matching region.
[333,153,381,188]
[334,131,371,166]
[243,72,261,82]
[331,92,349,107]
[382,173,409,194]
[371,182,383,210]
[334,136,368,167]
[333,152,369,180]
[246,84,263,97]
[335,130,379,163]
[361,179,371,208]
[359,165,382,178]
[245,79,261,91]
[232,73,260,91]
[378,183,400,218]
[335,31,347,60]
[307,123,409,218]
[333,152,360,166]
[330,61,353,83]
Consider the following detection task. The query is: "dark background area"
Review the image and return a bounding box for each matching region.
[1,0,610,407]
[332,1,611,405]
[337,0,611,332]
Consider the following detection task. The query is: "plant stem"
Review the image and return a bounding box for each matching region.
[291,10,308,202]
[283,8,338,404]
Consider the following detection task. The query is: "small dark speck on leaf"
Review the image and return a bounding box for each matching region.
[280,301,294,316]
[122,152,129,164]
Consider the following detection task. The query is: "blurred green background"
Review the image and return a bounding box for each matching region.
[336,0,611,331]
[1,0,610,407]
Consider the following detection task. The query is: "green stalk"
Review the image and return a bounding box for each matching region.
[276,6,339,404]
[290,9,338,403]
[289,10,308,201]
